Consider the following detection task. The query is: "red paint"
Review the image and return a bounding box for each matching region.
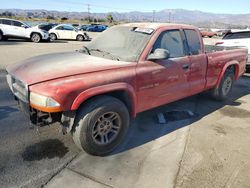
[7,23,248,117]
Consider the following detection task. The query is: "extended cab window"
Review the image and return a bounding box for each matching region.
[223,31,250,39]
[2,19,12,25]
[184,29,202,55]
[153,30,185,58]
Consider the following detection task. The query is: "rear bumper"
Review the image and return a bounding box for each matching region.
[42,33,50,40]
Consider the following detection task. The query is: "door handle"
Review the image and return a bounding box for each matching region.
[182,64,189,70]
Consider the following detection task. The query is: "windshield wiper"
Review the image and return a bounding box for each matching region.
[79,46,91,55]
[90,48,120,61]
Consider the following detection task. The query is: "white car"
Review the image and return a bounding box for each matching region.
[216,30,250,68]
[49,24,90,41]
[0,18,49,42]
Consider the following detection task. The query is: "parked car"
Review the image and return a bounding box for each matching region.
[200,29,217,38]
[0,18,50,42]
[86,25,107,32]
[6,23,248,156]
[49,24,90,41]
[216,30,250,69]
[79,24,91,31]
[71,23,80,28]
[34,23,58,31]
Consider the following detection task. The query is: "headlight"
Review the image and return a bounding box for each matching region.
[30,92,62,112]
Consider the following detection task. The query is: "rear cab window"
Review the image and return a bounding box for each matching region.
[152,30,185,58]
[223,31,250,39]
[184,29,202,55]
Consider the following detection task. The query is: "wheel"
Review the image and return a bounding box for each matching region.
[72,96,130,156]
[49,33,57,41]
[76,35,84,41]
[31,33,41,43]
[212,68,235,100]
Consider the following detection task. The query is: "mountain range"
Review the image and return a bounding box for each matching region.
[0,8,250,28]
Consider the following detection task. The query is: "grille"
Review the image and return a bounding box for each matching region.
[6,74,28,103]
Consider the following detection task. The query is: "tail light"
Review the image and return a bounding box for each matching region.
[215,42,224,45]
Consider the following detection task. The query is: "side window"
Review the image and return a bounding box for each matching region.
[223,32,250,39]
[13,21,23,27]
[63,25,74,31]
[153,30,185,58]
[56,26,64,30]
[184,29,202,55]
[2,19,12,25]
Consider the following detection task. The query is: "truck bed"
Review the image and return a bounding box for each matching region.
[204,45,248,89]
[205,45,246,53]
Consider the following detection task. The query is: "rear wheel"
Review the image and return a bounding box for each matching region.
[212,68,235,100]
[72,96,130,156]
[31,33,41,43]
[76,34,84,41]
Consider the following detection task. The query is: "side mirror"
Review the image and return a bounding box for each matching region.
[147,48,170,60]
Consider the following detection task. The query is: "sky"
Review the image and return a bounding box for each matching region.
[1,0,250,14]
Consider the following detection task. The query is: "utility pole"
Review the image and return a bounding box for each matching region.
[152,10,155,22]
[87,4,90,23]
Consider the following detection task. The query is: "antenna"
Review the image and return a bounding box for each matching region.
[153,10,155,22]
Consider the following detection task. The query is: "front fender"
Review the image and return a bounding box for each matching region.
[71,83,137,117]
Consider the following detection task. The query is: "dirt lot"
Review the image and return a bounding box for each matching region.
[1,35,250,188]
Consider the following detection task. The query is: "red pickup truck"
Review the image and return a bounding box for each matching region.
[6,23,248,156]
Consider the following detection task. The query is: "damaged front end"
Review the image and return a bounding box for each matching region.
[6,73,76,134]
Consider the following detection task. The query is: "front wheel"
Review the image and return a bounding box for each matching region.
[72,96,130,156]
[49,33,57,41]
[212,69,235,100]
[76,35,84,41]
[31,33,41,43]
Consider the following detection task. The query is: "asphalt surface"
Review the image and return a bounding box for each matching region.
[0,69,80,187]
[0,38,95,188]
[2,36,250,188]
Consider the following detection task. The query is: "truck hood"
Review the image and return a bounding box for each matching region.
[6,52,133,85]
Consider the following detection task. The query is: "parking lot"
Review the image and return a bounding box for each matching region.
[1,36,250,188]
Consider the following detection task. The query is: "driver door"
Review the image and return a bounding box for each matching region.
[136,29,191,112]
[61,25,74,39]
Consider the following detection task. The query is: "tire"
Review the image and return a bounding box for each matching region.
[76,34,84,41]
[212,68,235,100]
[49,33,57,41]
[31,33,41,43]
[0,32,3,41]
[72,96,130,156]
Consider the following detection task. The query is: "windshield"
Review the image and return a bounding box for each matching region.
[85,26,154,62]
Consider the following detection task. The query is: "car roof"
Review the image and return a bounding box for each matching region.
[226,30,250,34]
[119,22,197,30]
